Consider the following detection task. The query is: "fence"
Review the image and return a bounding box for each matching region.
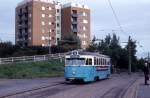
[0,53,66,65]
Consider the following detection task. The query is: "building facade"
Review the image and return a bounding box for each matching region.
[15,1,90,49]
[61,3,91,49]
[15,0,61,47]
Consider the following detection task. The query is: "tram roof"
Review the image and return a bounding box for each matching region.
[66,51,110,58]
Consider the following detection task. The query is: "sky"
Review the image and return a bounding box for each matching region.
[0,0,150,58]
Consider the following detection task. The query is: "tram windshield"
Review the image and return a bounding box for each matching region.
[66,58,85,65]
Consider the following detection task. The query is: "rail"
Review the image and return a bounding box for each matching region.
[0,53,66,65]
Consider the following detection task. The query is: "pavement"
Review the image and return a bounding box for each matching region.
[137,77,150,98]
[0,74,150,98]
[0,77,64,97]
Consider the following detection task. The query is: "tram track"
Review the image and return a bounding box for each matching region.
[0,81,67,98]
[101,77,138,98]
[0,74,139,98]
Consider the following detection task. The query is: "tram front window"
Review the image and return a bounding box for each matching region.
[66,58,85,65]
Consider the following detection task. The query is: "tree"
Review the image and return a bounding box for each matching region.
[125,38,137,71]
[58,33,81,51]
[86,33,140,72]
[87,36,98,52]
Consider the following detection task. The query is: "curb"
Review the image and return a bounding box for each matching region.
[123,78,141,98]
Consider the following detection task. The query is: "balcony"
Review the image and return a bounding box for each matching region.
[18,25,23,30]
[21,24,28,29]
[18,12,22,16]
[18,20,22,24]
[71,13,78,17]
[72,28,78,33]
[22,8,28,14]
[18,34,23,39]
[22,15,28,21]
[22,31,28,36]
[72,21,77,24]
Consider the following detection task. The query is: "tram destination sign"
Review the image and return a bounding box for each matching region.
[70,51,80,58]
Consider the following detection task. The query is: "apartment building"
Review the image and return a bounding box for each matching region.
[61,3,91,49]
[15,0,61,47]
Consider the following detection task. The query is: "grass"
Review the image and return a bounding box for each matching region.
[0,59,64,79]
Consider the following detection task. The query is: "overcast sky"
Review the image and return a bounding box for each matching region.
[0,0,150,57]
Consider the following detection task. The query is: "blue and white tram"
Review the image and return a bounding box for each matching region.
[65,51,111,82]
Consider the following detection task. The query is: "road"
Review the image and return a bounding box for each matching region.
[0,73,140,98]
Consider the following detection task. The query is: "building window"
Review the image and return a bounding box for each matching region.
[83,12,88,16]
[41,6,45,10]
[49,7,52,10]
[83,26,86,31]
[57,9,60,13]
[28,28,31,33]
[45,37,50,40]
[49,29,52,32]
[57,30,60,34]
[41,21,45,25]
[42,14,45,18]
[57,23,60,27]
[83,20,88,24]
[28,22,31,25]
[28,14,32,18]
[49,14,52,18]
[41,36,45,40]
[52,22,55,25]
[82,41,86,45]
[42,29,45,33]
[83,34,86,38]
[57,16,60,21]
[49,22,52,25]
[57,38,60,41]
[42,44,45,47]
[28,37,31,40]
[52,29,55,32]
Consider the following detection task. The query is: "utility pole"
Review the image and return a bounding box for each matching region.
[128,36,132,74]
[148,52,150,69]
[0,38,2,42]
[148,52,150,62]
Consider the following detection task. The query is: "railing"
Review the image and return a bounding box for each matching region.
[0,53,66,65]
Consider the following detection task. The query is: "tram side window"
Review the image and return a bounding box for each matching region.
[100,58,102,65]
[94,57,96,65]
[107,61,109,65]
[97,58,99,65]
[107,60,110,65]
[86,59,88,65]
[86,58,92,65]
[101,58,103,65]
[89,59,92,65]
[99,58,101,65]
[103,59,105,65]
[102,58,104,65]
[104,59,106,65]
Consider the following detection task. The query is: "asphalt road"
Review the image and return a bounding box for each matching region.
[0,73,140,98]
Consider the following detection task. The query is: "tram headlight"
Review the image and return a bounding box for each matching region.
[72,71,76,75]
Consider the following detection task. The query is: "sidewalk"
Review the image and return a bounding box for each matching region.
[122,76,150,98]
[137,78,150,98]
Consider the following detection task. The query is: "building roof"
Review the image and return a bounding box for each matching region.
[62,2,89,9]
[17,0,56,6]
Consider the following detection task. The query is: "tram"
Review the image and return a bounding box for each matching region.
[65,50,111,82]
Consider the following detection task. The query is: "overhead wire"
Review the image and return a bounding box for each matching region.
[107,0,129,36]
